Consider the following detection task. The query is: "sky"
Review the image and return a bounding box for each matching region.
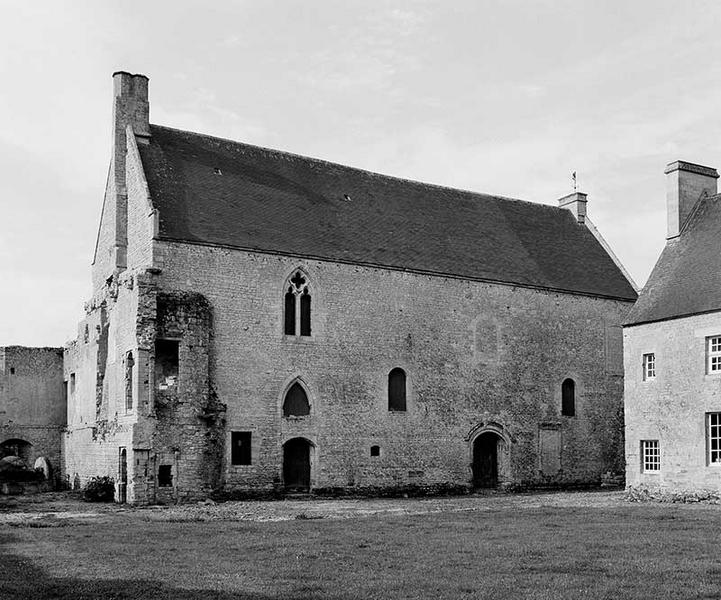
[2,0,721,347]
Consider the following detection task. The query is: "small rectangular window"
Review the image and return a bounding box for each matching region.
[641,440,660,472]
[70,373,76,394]
[708,337,721,374]
[158,464,173,487]
[708,413,721,465]
[231,432,252,465]
[642,353,655,380]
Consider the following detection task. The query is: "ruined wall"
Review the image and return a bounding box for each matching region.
[0,346,65,480]
[625,312,721,492]
[155,241,631,494]
[64,272,144,496]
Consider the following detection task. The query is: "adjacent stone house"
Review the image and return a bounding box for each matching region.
[624,161,721,493]
[7,71,639,503]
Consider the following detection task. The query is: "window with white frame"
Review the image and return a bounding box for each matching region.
[708,413,721,465]
[642,353,655,380]
[708,336,721,374]
[641,440,660,472]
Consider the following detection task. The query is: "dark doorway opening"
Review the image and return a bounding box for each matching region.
[473,432,500,488]
[118,448,127,503]
[283,438,311,491]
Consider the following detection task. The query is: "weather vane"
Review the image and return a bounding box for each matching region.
[571,171,577,191]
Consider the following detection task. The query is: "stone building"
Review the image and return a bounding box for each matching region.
[624,161,721,494]
[14,71,638,503]
[0,346,65,483]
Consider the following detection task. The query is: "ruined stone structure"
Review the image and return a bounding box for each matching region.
[8,72,639,503]
[625,161,721,494]
[0,346,65,485]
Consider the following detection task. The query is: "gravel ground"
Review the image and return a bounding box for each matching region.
[0,489,627,526]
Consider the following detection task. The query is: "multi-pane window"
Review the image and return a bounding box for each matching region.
[642,353,655,380]
[708,336,721,373]
[641,440,660,472]
[708,413,721,465]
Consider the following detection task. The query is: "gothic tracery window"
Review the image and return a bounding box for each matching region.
[284,270,311,337]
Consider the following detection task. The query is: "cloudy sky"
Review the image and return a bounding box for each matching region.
[2,0,721,346]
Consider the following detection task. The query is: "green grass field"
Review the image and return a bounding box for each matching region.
[2,494,720,599]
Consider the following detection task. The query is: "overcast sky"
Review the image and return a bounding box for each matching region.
[2,0,721,347]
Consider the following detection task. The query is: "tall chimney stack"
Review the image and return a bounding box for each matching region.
[665,161,718,239]
[112,71,150,142]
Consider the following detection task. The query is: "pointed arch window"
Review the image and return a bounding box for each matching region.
[283,382,310,417]
[284,270,311,337]
[561,378,575,416]
[388,368,407,412]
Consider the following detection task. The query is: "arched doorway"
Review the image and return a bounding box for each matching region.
[283,438,312,491]
[0,439,33,466]
[472,432,501,488]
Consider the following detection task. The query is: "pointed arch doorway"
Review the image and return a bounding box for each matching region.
[283,438,312,491]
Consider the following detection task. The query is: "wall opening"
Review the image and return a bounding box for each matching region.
[118,447,127,503]
[561,378,575,416]
[283,382,310,417]
[158,464,173,487]
[283,438,312,491]
[0,438,33,466]
[231,431,252,465]
[155,340,179,390]
[370,445,381,457]
[472,432,501,488]
[388,368,407,412]
[125,351,135,411]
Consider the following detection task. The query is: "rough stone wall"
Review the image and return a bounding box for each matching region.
[0,347,65,481]
[155,241,631,494]
[136,290,224,503]
[63,272,142,496]
[625,312,721,492]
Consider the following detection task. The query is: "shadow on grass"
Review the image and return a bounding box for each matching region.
[0,541,334,600]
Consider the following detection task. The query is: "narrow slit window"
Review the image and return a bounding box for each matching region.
[561,378,575,416]
[125,351,134,411]
[300,289,311,336]
[388,368,407,412]
[284,288,296,335]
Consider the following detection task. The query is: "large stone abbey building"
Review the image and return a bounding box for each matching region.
[1,72,637,503]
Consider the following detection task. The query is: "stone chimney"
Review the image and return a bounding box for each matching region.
[558,192,587,224]
[665,161,718,239]
[112,71,150,143]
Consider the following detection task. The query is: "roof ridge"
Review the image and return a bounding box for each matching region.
[149,123,564,212]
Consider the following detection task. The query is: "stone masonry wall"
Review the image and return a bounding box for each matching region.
[155,241,631,494]
[625,312,721,492]
[0,347,65,482]
[64,272,142,497]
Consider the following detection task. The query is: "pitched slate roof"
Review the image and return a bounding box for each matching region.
[137,125,637,301]
[625,194,721,325]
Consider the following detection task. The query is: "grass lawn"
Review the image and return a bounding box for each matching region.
[1,495,721,599]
